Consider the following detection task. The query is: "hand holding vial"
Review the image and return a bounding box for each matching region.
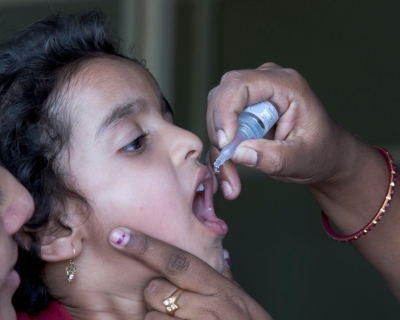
[207,62,400,300]
[213,100,279,174]
[207,62,357,199]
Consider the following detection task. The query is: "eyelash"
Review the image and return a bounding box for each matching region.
[122,132,148,152]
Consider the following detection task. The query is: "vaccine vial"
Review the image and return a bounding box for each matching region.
[213,100,279,173]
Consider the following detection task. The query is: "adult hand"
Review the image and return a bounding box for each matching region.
[207,62,356,199]
[207,62,400,300]
[0,166,34,320]
[109,227,273,320]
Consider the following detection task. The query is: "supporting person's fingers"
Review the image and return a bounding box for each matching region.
[110,229,273,319]
[144,278,184,315]
[143,277,270,320]
[140,255,247,319]
[144,278,209,319]
[109,228,230,295]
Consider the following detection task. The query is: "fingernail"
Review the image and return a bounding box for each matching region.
[217,130,228,148]
[223,249,231,268]
[235,147,257,166]
[110,228,130,246]
[220,180,233,197]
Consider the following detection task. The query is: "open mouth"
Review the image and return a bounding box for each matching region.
[192,167,228,236]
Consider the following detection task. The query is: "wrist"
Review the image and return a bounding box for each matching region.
[307,128,389,234]
[308,125,374,192]
[322,147,395,242]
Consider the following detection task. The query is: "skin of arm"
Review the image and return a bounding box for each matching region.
[206,62,400,299]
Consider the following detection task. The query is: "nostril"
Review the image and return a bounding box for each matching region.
[185,149,197,160]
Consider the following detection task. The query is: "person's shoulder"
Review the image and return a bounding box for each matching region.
[17,301,72,320]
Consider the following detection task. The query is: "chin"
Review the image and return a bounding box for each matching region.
[198,247,225,273]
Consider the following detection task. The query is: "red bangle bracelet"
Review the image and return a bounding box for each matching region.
[321,146,396,242]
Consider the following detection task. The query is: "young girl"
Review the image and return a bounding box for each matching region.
[0,11,228,319]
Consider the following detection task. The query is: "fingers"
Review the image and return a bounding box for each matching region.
[141,251,235,319]
[143,254,233,317]
[207,65,298,150]
[144,278,204,319]
[206,62,341,188]
[209,144,241,200]
[232,138,311,181]
[109,228,231,296]
[144,277,271,320]
[144,279,183,316]
[110,229,273,320]
[145,311,175,320]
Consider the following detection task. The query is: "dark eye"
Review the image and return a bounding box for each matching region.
[122,133,148,152]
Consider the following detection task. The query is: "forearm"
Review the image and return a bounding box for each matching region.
[307,130,400,298]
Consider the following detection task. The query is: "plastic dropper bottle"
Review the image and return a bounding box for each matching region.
[213,100,279,174]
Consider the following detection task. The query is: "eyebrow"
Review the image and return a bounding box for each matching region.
[95,98,148,139]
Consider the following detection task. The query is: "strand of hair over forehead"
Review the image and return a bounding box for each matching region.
[0,10,134,314]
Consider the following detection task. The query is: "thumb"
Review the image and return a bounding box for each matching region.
[232,139,306,178]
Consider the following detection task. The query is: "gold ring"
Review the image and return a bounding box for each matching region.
[163,288,184,316]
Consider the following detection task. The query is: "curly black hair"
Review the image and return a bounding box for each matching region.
[0,10,142,314]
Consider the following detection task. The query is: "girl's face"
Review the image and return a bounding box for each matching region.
[63,58,228,272]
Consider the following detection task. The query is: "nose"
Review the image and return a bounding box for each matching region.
[0,168,34,236]
[165,124,203,165]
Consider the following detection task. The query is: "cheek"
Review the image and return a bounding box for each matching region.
[86,167,188,241]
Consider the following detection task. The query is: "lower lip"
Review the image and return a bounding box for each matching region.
[202,218,228,237]
[198,209,228,236]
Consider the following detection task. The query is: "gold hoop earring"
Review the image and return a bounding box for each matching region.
[66,243,77,282]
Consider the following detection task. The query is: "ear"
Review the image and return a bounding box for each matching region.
[36,196,90,262]
[40,225,85,262]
